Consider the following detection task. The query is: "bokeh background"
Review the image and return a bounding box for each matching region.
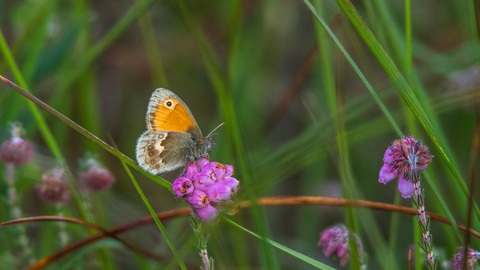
[0,0,479,269]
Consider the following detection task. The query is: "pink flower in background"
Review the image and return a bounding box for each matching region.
[80,155,115,191]
[318,224,364,267]
[379,136,432,198]
[36,168,71,205]
[0,123,35,166]
[172,158,239,223]
[452,247,480,270]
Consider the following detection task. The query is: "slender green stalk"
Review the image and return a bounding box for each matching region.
[312,2,359,268]
[119,156,187,270]
[50,0,162,106]
[223,217,335,270]
[0,30,93,228]
[0,76,172,190]
[5,164,36,266]
[328,0,480,225]
[136,5,169,88]
[303,0,463,241]
[176,1,279,268]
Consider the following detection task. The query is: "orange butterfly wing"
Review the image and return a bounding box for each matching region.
[146,89,202,138]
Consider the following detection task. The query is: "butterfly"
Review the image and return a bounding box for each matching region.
[135,88,221,175]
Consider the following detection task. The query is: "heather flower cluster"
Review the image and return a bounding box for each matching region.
[451,247,480,270]
[318,224,364,267]
[379,136,432,198]
[172,158,239,223]
[452,246,480,270]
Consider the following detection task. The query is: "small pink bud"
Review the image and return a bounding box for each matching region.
[172,177,194,197]
[0,124,35,166]
[184,162,198,179]
[81,166,115,191]
[186,190,210,208]
[206,183,234,203]
[222,176,240,193]
[36,168,70,205]
[195,204,218,223]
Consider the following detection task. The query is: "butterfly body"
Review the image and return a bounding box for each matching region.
[136,88,215,175]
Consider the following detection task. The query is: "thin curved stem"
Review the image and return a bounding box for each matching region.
[2,196,477,270]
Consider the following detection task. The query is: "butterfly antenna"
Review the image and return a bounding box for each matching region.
[207,122,225,138]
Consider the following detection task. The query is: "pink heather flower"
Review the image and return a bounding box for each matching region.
[452,247,480,270]
[174,158,239,223]
[0,124,35,166]
[318,224,350,266]
[81,166,115,191]
[173,177,195,197]
[36,168,70,205]
[186,190,211,208]
[206,183,234,203]
[195,204,218,223]
[379,136,432,198]
[222,176,240,193]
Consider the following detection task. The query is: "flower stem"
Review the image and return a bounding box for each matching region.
[6,164,36,266]
[411,169,436,269]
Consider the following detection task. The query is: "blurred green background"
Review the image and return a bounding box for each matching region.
[0,0,479,269]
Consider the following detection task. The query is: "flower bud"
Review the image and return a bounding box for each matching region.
[206,183,234,203]
[172,177,194,197]
[0,124,35,166]
[186,190,210,208]
[81,166,115,191]
[36,168,70,205]
[195,204,218,223]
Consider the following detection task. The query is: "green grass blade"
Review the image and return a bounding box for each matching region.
[50,0,161,106]
[303,0,464,240]
[223,217,336,270]
[0,76,172,190]
[324,0,480,227]
[118,153,187,270]
[176,1,279,269]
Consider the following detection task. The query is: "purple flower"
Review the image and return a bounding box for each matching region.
[36,168,70,205]
[186,190,210,208]
[195,204,218,223]
[379,136,432,198]
[318,224,350,266]
[172,177,194,197]
[0,124,35,166]
[452,246,480,270]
